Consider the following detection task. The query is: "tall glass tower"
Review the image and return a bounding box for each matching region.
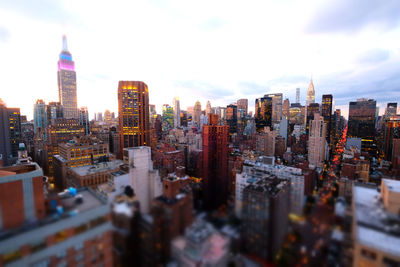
[58,35,78,119]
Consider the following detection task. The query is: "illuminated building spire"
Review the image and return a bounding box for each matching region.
[62,35,68,52]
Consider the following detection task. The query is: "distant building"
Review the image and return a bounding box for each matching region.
[57,35,78,119]
[117,81,150,159]
[237,99,248,116]
[306,79,315,107]
[256,127,275,156]
[226,104,237,134]
[34,99,47,134]
[265,93,283,123]
[296,88,300,104]
[282,98,290,119]
[173,97,181,128]
[255,96,273,132]
[205,100,212,115]
[348,99,376,155]
[78,106,89,135]
[202,114,229,210]
[322,94,333,144]
[193,101,202,126]
[308,113,327,168]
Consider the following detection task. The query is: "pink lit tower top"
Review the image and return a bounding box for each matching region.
[57,35,78,119]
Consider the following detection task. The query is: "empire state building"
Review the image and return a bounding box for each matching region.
[58,35,78,119]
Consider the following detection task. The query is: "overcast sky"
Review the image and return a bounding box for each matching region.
[1,0,399,120]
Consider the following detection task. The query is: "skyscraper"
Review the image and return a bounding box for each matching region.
[57,35,78,119]
[265,93,283,123]
[205,100,212,115]
[255,96,273,132]
[348,99,376,155]
[118,81,150,158]
[306,79,315,107]
[296,88,300,104]
[237,99,248,116]
[282,98,290,119]
[308,112,327,168]
[226,104,237,134]
[202,114,229,210]
[34,99,47,133]
[0,99,11,166]
[322,94,333,144]
[386,102,397,116]
[193,101,202,126]
[79,106,89,135]
[173,97,181,128]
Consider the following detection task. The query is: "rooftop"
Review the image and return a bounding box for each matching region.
[0,187,108,241]
[383,179,400,193]
[353,184,400,256]
[71,160,123,176]
[244,178,289,196]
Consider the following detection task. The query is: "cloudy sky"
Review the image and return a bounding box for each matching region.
[0,0,399,120]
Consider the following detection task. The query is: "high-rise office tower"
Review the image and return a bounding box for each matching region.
[0,99,12,166]
[202,114,229,210]
[348,99,376,155]
[265,93,283,123]
[306,103,320,134]
[97,112,103,122]
[104,109,111,122]
[46,101,64,122]
[282,98,290,119]
[386,103,397,116]
[34,99,47,133]
[306,79,315,107]
[118,81,150,158]
[322,94,333,144]
[242,178,290,261]
[173,97,181,128]
[57,35,78,119]
[8,108,21,158]
[308,113,327,168]
[193,101,202,126]
[79,106,89,135]
[296,88,300,104]
[205,100,212,115]
[226,104,237,134]
[237,99,248,116]
[255,96,273,132]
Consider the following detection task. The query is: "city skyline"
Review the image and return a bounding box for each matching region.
[1,0,400,119]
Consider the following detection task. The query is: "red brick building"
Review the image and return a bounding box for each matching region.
[202,114,229,210]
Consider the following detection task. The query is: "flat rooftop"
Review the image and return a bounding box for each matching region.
[70,160,123,176]
[59,189,103,213]
[383,178,400,193]
[353,185,400,256]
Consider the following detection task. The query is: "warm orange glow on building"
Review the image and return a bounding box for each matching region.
[118,81,150,159]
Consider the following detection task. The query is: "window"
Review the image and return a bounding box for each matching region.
[2,250,22,264]
[361,249,377,260]
[55,230,67,243]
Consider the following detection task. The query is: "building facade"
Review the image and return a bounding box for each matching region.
[57,35,78,119]
[117,81,150,159]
